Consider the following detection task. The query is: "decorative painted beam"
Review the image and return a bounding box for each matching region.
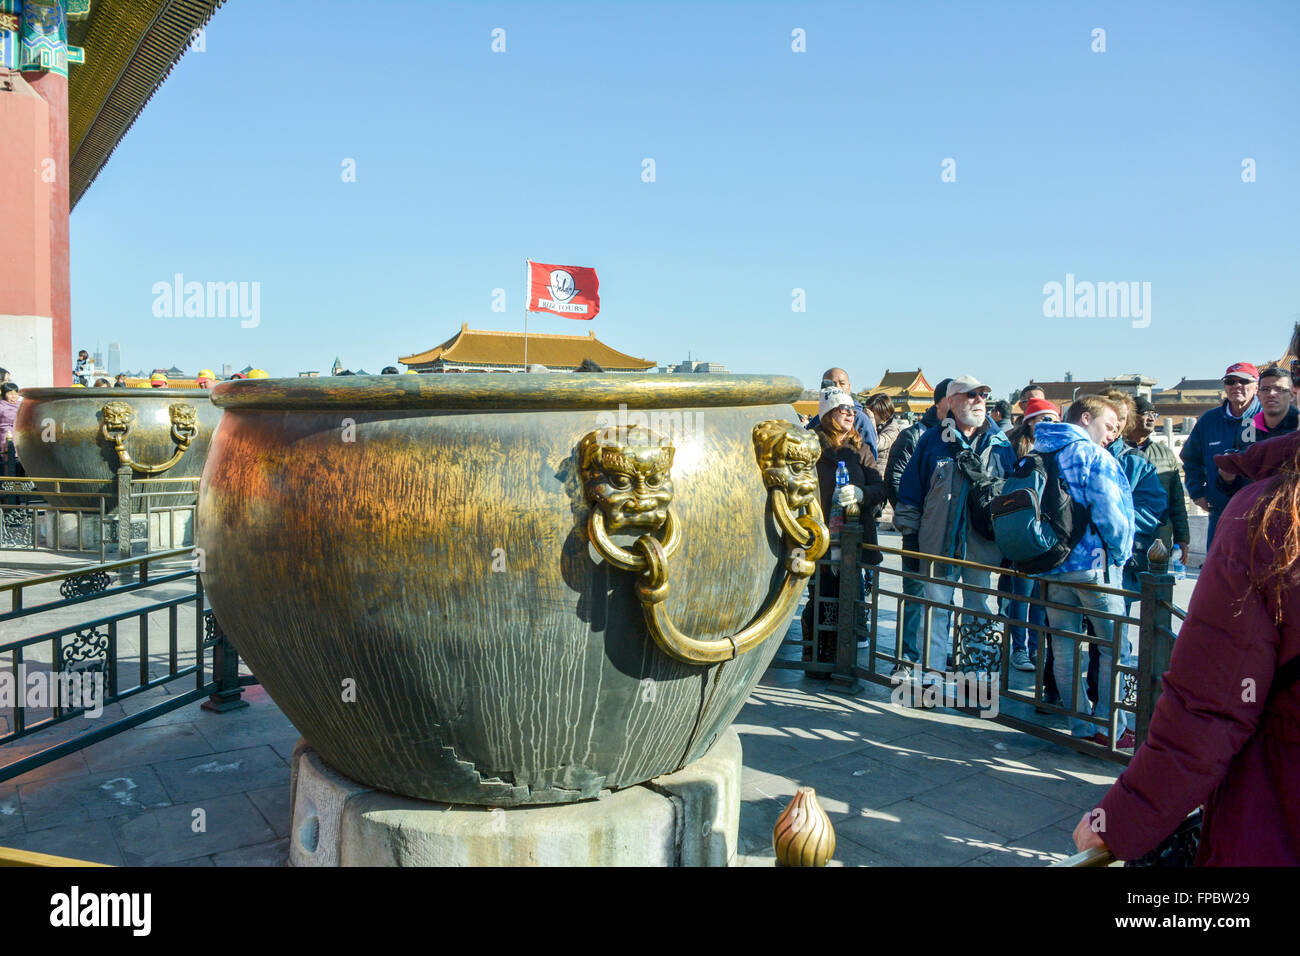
[17,0,85,77]
[0,1,18,70]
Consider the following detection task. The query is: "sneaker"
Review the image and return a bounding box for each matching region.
[1010,649,1034,672]
[1116,730,1137,751]
[857,640,870,649]
[1084,732,1111,746]
[889,662,914,682]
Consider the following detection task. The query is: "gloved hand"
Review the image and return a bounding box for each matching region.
[835,484,864,507]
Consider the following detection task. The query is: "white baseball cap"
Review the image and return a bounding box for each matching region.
[947,375,992,399]
[818,387,854,419]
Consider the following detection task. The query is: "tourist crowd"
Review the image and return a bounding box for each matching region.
[801,357,1298,754]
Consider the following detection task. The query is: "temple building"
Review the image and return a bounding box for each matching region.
[399,325,656,373]
[867,369,936,415]
[2,0,228,387]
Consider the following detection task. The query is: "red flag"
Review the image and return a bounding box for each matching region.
[526,261,600,319]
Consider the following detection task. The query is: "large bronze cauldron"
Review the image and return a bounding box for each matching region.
[13,389,221,509]
[197,375,827,806]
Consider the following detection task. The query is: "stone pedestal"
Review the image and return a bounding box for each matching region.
[289,727,742,867]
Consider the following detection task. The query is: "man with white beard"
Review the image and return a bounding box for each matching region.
[895,376,1017,684]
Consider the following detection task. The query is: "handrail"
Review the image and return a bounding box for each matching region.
[863,541,1140,600]
[0,547,193,594]
[863,560,1142,627]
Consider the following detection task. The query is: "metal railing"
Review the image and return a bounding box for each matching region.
[774,517,1184,764]
[0,549,253,784]
[0,469,198,561]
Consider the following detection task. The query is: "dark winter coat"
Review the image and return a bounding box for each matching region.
[1181,397,1261,512]
[1096,430,1300,865]
[884,405,940,506]
[813,427,888,554]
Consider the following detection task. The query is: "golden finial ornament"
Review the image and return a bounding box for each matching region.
[1146,537,1170,573]
[773,786,835,866]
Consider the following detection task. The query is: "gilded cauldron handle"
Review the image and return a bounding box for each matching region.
[580,420,828,666]
[99,401,199,475]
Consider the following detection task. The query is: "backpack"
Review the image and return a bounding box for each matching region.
[989,450,1091,573]
[952,448,1002,541]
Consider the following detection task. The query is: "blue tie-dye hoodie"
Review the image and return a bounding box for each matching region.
[1030,422,1135,574]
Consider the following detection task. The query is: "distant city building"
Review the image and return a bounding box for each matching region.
[331,357,344,376]
[108,343,120,377]
[660,359,728,374]
[299,371,320,377]
[1022,374,1158,414]
[400,324,655,373]
[221,363,233,378]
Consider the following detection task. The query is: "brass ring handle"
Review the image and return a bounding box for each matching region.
[100,401,199,475]
[579,419,828,666]
[586,509,681,573]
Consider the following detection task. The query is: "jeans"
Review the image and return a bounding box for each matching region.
[898,534,923,664]
[1115,559,1146,734]
[923,561,994,675]
[1206,509,1221,551]
[1000,572,1045,657]
[1044,568,1125,739]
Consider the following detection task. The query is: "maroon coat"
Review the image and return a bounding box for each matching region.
[1096,430,1300,865]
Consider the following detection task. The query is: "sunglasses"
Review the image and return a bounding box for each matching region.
[962,390,990,400]
[1221,378,1253,387]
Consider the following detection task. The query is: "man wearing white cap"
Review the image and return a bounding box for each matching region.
[895,375,1017,682]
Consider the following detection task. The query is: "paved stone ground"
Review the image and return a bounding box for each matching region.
[0,545,1200,867]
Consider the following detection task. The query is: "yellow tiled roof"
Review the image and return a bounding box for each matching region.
[399,325,655,371]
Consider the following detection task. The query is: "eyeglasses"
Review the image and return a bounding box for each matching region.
[1259,385,1291,396]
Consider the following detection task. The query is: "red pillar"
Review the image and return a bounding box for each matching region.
[0,69,71,387]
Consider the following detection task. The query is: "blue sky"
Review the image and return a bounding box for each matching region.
[70,0,1299,395]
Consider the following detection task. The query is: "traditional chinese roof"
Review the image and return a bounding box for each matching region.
[870,369,932,394]
[1164,377,1223,393]
[866,369,934,413]
[1025,380,1114,406]
[67,0,228,207]
[400,325,656,372]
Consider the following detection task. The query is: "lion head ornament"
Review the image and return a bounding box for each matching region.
[578,425,675,534]
[752,420,820,513]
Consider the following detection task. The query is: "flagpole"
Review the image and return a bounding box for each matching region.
[523,258,530,369]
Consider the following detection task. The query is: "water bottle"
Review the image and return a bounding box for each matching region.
[828,461,848,559]
[1171,559,1186,581]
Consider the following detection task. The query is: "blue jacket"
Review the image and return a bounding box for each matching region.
[1180,398,1261,513]
[1107,436,1168,554]
[1032,422,1135,574]
[895,415,1017,563]
[807,403,878,461]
